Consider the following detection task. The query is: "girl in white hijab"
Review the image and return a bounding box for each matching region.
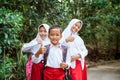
[61,19,88,80]
[22,24,50,80]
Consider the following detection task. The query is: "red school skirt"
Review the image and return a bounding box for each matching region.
[70,60,82,80]
[31,61,44,80]
[44,66,65,80]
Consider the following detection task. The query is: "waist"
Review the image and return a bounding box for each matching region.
[46,66,62,70]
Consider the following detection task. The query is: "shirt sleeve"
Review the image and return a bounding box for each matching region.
[32,54,44,63]
[78,38,88,60]
[22,39,38,53]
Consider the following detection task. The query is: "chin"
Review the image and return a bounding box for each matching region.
[41,37,46,40]
[52,42,58,45]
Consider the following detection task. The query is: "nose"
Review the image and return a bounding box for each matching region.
[75,26,78,29]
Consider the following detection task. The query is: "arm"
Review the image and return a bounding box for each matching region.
[32,54,43,63]
[71,54,81,62]
[71,36,88,61]
[77,38,88,60]
[32,46,46,63]
[22,39,38,52]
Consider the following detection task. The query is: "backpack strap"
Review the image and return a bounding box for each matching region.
[61,45,68,62]
[43,44,50,64]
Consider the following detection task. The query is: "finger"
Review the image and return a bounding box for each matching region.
[41,43,43,47]
[38,41,42,44]
[72,37,74,41]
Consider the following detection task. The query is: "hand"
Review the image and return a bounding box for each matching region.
[35,45,46,57]
[39,46,47,54]
[71,54,81,62]
[36,38,42,44]
[66,35,74,43]
[60,61,68,69]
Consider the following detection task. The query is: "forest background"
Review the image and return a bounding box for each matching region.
[0,0,120,79]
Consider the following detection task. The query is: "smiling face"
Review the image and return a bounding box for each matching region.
[48,28,62,46]
[71,22,81,33]
[39,26,47,39]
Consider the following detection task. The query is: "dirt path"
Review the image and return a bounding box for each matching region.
[87,60,120,80]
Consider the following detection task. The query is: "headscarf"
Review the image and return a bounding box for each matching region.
[62,18,83,40]
[36,24,50,40]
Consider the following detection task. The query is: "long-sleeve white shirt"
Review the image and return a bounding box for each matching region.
[22,39,39,54]
[68,34,88,59]
[61,34,88,69]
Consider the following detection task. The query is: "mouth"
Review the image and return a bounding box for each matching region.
[52,39,58,43]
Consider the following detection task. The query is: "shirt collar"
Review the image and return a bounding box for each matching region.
[50,43,62,49]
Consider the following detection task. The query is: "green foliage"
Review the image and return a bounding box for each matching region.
[0,54,16,79]
[0,52,28,80]
[15,51,28,80]
[0,7,24,54]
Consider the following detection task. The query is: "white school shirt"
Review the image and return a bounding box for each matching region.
[22,39,38,53]
[67,34,88,69]
[22,38,50,54]
[43,44,71,68]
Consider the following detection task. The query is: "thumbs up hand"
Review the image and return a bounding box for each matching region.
[66,34,74,43]
[40,44,47,54]
[35,44,47,58]
[36,38,42,44]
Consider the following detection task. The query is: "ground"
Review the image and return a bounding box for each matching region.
[87,60,120,80]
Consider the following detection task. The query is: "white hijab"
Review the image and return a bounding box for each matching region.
[61,19,87,69]
[22,24,50,53]
[62,18,83,40]
[36,24,50,40]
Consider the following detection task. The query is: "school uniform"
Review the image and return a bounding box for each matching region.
[68,34,87,80]
[22,24,50,80]
[31,38,50,80]
[43,44,71,80]
[61,19,88,80]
